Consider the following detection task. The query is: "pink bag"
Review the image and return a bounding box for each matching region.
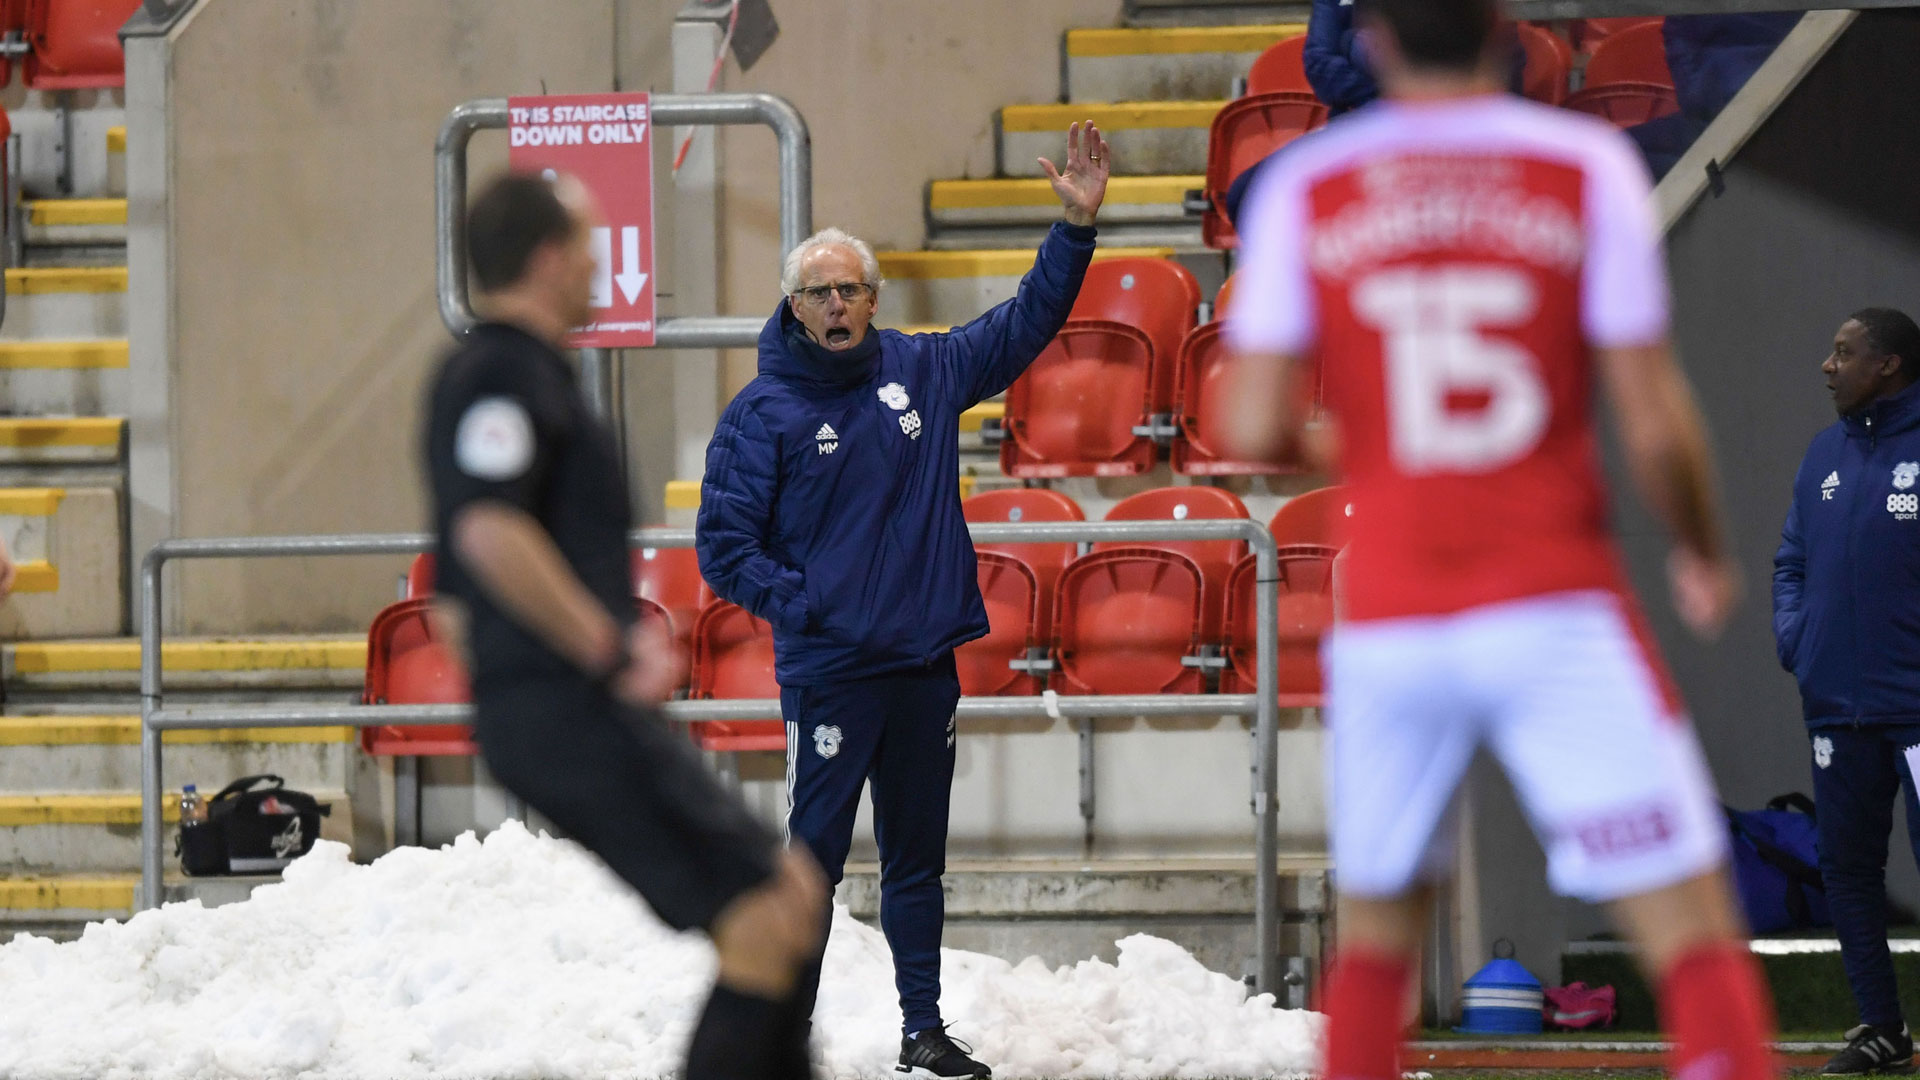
[1543,982,1617,1030]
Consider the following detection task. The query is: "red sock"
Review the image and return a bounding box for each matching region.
[1659,943,1779,1080]
[1319,948,1412,1080]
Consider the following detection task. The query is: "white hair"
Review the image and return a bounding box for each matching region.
[780,226,883,296]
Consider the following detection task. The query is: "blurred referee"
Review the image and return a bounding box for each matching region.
[422,171,825,1080]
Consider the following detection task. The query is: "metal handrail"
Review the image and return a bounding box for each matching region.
[434,93,811,348]
[138,518,1289,995]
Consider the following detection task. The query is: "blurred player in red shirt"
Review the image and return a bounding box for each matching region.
[1224,1,1777,1078]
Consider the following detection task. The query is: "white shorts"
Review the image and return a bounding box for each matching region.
[1325,590,1727,904]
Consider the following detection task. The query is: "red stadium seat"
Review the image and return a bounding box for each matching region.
[1097,486,1248,636]
[1581,21,1673,89]
[689,600,785,751]
[1201,92,1329,250]
[1221,545,1338,699]
[362,598,475,756]
[1067,257,1201,414]
[955,551,1042,696]
[25,0,141,89]
[1572,16,1663,53]
[632,545,712,654]
[1268,486,1352,549]
[1564,82,1679,127]
[1212,275,1237,317]
[1246,35,1311,96]
[963,488,1082,638]
[1171,323,1317,477]
[1053,548,1206,695]
[0,1,26,85]
[1519,23,1574,105]
[405,553,435,599]
[1000,320,1157,478]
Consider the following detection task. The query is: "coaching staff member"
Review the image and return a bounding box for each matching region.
[1775,308,1920,1075]
[696,122,1109,1078]
[424,171,825,1080]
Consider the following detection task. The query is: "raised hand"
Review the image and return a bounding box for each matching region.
[1038,120,1110,228]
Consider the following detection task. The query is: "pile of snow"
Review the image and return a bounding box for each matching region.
[0,822,1322,1079]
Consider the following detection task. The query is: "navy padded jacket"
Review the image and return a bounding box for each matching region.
[696,222,1095,686]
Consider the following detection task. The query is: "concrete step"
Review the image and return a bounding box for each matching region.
[25,197,127,248]
[876,244,1181,328]
[0,789,352,874]
[837,857,1328,992]
[3,636,369,693]
[1065,24,1304,103]
[106,125,125,197]
[0,417,122,467]
[1000,101,1221,177]
[927,223,1204,251]
[0,265,126,341]
[6,96,126,201]
[0,715,355,792]
[0,340,128,416]
[0,485,123,639]
[0,873,274,940]
[930,174,1202,230]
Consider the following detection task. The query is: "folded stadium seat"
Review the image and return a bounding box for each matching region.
[1564,81,1679,127]
[24,0,141,89]
[1201,92,1329,249]
[1580,20,1673,88]
[1267,485,1352,549]
[688,600,785,751]
[962,487,1083,638]
[1571,16,1664,53]
[405,552,435,599]
[362,598,475,756]
[631,545,712,655]
[1245,34,1311,95]
[1096,486,1249,638]
[1172,273,1315,476]
[1066,256,1201,415]
[955,551,1042,696]
[0,1,25,85]
[1221,545,1338,701]
[1519,23,1574,105]
[1052,547,1207,695]
[1000,320,1158,478]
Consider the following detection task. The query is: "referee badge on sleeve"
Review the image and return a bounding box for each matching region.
[455,397,535,480]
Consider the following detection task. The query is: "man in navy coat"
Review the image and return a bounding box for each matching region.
[1775,308,1920,1075]
[697,122,1110,1079]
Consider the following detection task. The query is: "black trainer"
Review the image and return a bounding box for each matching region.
[1823,1024,1915,1075]
[897,1025,991,1079]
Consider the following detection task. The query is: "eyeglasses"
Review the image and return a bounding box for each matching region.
[792,282,875,306]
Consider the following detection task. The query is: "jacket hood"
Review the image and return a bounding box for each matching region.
[757,299,882,390]
[1843,378,1920,439]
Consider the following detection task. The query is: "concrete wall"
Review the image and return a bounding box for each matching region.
[715,0,1125,394]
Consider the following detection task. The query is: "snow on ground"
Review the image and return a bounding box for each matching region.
[0,822,1322,1080]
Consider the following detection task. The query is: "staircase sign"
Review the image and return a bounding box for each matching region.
[506,92,656,348]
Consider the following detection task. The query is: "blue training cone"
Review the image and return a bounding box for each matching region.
[1455,944,1544,1035]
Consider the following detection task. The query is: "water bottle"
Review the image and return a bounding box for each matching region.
[179,784,207,826]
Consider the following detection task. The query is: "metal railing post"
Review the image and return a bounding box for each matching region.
[435,92,811,347]
[137,548,164,911]
[1250,521,1282,998]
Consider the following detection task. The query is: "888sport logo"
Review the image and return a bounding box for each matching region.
[1889,492,1919,520]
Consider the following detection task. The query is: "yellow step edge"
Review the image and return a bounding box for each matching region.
[106,126,126,153]
[0,875,136,911]
[0,340,130,369]
[12,561,56,593]
[931,175,1203,211]
[0,715,354,746]
[1068,24,1307,57]
[959,401,1005,434]
[879,245,1177,280]
[27,198,127,227]
[1001,100,1224,133]
[0,793,181,826]
[664,479,701,511]
[0,487,64,516]
[0,417,122,448]
[6,266,128,295]
[887,324,959,336]
[10,638,369,675]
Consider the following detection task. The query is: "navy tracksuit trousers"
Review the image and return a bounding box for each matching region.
[1810,723,1920,1029]
[782,652,961,1036]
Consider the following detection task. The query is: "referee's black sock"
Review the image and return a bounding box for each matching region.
[685,982,787,1080]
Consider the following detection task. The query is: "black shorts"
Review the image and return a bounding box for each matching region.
[471,678,780,933]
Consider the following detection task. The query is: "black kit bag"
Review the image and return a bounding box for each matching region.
[176,774,331,876]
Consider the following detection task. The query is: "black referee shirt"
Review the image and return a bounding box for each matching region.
[422,322,633,689]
